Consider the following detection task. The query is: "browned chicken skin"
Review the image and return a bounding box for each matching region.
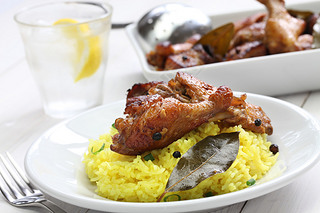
[233,12,267,33]
[111,72,233,155]
[164,44,216,70]
[111,73,273,155]
[226,41,267,60]
[126,81,163,98]
[212,94,273,135]
[257,0,313,53]
[146,34,202,70]
[230,14,267,48]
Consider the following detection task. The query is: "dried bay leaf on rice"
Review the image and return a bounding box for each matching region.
[158,132,240,201]
[196,23,234,56]
[166,132,240,192]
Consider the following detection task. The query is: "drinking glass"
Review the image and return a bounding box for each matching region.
[14,1,112,118]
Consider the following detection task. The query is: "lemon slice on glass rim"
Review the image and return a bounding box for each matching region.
[53,18,102,82]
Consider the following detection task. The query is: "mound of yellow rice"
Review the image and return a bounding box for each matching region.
[83,121,278,202]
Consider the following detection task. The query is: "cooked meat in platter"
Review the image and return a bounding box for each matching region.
[257,0,313,53]
[226,41,267,61]
[164,44,217,70]
[146,0,316,70]
[233,12,267,34]
[111,72,273,155]
[230,16,267,49]
[146,34,202,70]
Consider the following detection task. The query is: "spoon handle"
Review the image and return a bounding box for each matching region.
[112,22,132,29]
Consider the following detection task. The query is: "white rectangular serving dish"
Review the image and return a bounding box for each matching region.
[126,1,320,96]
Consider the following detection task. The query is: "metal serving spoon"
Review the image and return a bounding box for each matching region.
[136,3,212,50]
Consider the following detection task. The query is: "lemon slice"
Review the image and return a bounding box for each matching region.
[53,18,102,82]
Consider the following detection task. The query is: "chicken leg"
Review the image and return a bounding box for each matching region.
[257,0,313,53]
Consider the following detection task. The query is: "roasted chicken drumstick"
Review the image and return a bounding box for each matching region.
[257,0,313,53]
[111,72,273,155]
[111,72,233,155]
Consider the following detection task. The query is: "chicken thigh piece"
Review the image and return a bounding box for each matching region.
[257,0,313,53]
[211,94,273,135]
[111,72,233,155]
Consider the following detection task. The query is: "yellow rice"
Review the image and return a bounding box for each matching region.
[83,121,278,202]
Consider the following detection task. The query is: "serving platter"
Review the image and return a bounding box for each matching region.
[24,92,320,213]
[126,1,320,96]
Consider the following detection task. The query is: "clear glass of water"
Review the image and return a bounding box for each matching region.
[14,1,112,118]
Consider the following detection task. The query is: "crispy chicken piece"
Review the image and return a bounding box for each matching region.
[230,22,266,49]
[146,34,201,70]
[164,48,204,70]
[164,44,217,70]
[226,13,267,60]
[226,41,267,60]
[233,12,267,33]
[257,0,313,53]
[146,34,220,70]
[111,73,273,155]
[111,72,233,155]
[211,93,273,135]
[126,81,163,98]
[125,81,164,115]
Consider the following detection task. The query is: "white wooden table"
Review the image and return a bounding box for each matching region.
[1,0,320,212]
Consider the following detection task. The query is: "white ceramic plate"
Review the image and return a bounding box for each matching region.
[25,93,320,213]
[126,1,320,96]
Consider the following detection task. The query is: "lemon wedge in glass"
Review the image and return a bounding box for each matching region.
[53,18,102,82]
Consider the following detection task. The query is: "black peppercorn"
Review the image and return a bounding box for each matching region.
[254,119,262,126]
[152,132,162,141]
[269,144,279,154]
[173,151,181,158]
[182,55,188,61]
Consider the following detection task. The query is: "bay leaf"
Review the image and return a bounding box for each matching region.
[158,132,240,201]
[196,23,234,56]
